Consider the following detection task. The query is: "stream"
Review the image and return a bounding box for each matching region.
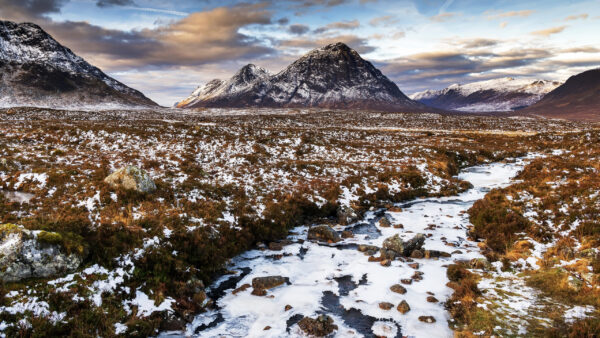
[163,157,530,338]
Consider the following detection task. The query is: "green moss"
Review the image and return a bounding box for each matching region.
[37,230,87,256]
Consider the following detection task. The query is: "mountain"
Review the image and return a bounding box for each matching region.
[177,42,424,111]
[0,20,157,109]
[524,68,600,121]
[410,77,561,112]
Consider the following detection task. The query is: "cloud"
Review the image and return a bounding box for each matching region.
[314,19,359,33]
[369,15,399,26]
[96,0,134,8]
[430,12,457,22]
[288,24,310,35]
[564,14,588,21]
[486,10,535,20]
[530,25,567,36]
[0,0,66,19]
[453,38,500,49]
[499,22,508,28]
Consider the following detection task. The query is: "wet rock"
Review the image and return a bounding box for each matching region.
[104,165,156,193]
[418,316,436,323]
[390,284,407,294]
[397,300,410,314]
[378,217,391,228]
[426,296,438,303]
[252,276,289,290]
[307,225,341,243]
[341,230,354,239]
[379,302,394,310]
[298,315,338,337]
[1,224,85,282]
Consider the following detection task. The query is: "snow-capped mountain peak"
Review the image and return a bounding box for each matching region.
[410,77,562,112]
[178,42,424,111]
[0,20,157,108]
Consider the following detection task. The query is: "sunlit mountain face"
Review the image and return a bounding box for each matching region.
[1,0,598,106]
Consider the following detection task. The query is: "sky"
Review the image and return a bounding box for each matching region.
[1,0,599,106]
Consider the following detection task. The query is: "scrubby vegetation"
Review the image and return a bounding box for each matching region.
[0,107,597,335]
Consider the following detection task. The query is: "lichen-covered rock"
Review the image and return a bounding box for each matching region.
[382,233,425,257]
[104,165,156,193]
[0,224,84,282]
[298,315,338,337]
[307,225,341,243]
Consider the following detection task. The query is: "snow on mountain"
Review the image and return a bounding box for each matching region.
[0,20,157,109]
[177,42,425,111]
[410,77,562,112]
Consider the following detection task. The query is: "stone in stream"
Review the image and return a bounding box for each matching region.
[397,300,411,314]
[419,316,436,323]
[0,224,86,282]
[378,217,391,228]
[104,165,156,193]
[390,284,407,294]
[379,302,394,310]
[382,233,425,257]
[298,315,338,336]
[307,225,341,243]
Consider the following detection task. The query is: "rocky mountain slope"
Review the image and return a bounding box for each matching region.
[177,42,425,111]
[524,68,600,121]
[0,20,157,109]
[410,77,561,112]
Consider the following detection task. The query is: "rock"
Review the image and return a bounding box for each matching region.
[426,296,438,303]
[252,276,289,290]
[393,223,404,229]
[469,258,492,270]
[382,233,425,257]
[251,288,267,296]
[268,242,283,251]
[418,316,436,323]
[411,271,424,281]
[284,305,292,311]
[390,284,407,294]
[380,249,397,260]
[358,244,379,252]
[378,217,391,228]
[264,326,271,330]
[232,283,251,295]
[307,225,341,243]
[337,206,359,225]
[298,315,338,337]
[0,224,85,282]
[410,249,424,259]
[380,259,391,267]
[408,263,419,269]
[160,316,186,331]
[400,279,412,285]
[104,165,156,193]
[341,230,354,239]
[379,302,394,310]
[397,300,410,314]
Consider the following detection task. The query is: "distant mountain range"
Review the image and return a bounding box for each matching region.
[0,20,157,109]
[524,68,600,121]
[177,42,426,111]
[410,77,562,112]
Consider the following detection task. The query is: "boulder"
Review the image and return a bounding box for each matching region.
[382,233,425,257]
[337,206,359,225]
[0,224,85,282]
[298,315,338,337]
[390,284,407,294]
[378,217,391,228]
[307,225,341,243]
[251,276,289,290]
[104,165,156,193]
[397,300,410,314]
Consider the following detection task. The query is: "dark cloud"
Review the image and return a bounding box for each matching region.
[278,34,375,54]
[288,23,310,35]
[0,0,66,19]
[277,17,289,25]
[96,0,135,8]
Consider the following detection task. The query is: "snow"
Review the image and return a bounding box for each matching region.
[187,158,529,337]
[127,290,175,317]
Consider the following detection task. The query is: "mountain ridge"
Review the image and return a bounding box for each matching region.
[0,20,158,109]
[177,42,426,111]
